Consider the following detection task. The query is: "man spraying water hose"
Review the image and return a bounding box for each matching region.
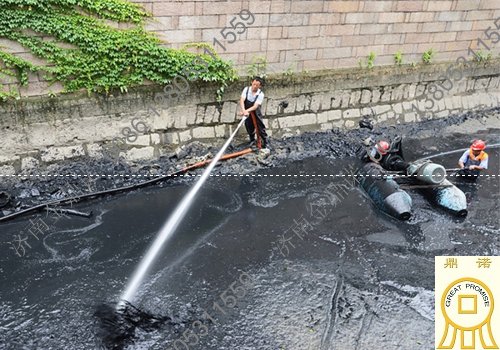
[239,77,269,150]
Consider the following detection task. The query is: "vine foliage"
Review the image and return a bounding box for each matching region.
[0,0,237,100]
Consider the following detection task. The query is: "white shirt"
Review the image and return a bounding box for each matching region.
[241,86,264,105]
[459,150,488,169]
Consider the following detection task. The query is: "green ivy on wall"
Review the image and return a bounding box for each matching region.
[0,0,237,100]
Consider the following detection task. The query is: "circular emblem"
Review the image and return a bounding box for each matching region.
[438,277,498,349]
[441,277,494,330]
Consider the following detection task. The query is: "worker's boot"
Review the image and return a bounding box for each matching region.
[259,139,270,157]
[261,137,269,149]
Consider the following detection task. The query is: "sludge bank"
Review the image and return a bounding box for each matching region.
[0,107,498,220]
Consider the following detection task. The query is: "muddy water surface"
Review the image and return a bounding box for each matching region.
[1,117,499,350]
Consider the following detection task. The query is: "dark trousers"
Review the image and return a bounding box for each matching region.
[457,168,480,180]
[245,112,268,148]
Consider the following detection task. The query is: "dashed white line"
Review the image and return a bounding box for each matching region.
[0,174,497,178]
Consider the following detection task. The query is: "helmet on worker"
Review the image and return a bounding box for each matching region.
[376,140,390,155]
[471,139,485,151]
[471,140,486,155]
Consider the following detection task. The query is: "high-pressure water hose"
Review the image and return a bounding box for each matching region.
[417,143,500,161]
[250,111,262,150]
[0,147,253,223]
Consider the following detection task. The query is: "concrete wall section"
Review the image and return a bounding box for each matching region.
[0,61,499,173]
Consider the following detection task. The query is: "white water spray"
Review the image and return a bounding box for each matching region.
[119,118,247,306]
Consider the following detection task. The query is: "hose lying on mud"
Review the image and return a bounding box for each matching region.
[0,148,253,223]
[2,142,499,223]
[417,143,500,161]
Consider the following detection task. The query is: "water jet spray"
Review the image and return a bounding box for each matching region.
[118,117,248,306]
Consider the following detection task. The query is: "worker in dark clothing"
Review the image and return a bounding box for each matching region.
[357,138,390,163]
[238,77,268,149]
[357,136,409,171]
[458,140,488,179]
[380,136,409,172]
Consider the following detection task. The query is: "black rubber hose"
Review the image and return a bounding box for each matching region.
[0,148,253,223]
[0,169,185,223]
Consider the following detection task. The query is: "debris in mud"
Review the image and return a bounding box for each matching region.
[0,191,10,208]
[94,301,186,350]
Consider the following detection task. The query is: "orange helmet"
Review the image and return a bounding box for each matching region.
[471,140,486,151]
[376,141,390,155]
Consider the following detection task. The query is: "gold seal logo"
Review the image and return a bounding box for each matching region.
[438,277,498,349]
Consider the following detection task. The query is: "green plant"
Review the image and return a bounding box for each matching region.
[422,48,435,64]
[246,56,268,78]
[473,50,492,62]
[394,51,403,65]
[183,43,237,102]
[301,69,311,76]
[0,86,19,101]
[282,68,294,83]
[0,0,236,101]
[367,52,376,69]
[359,52,376,69]
[284,66,295,77]
[216,85,225,104]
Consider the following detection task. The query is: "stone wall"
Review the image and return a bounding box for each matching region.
[138,0,500,71]
[0,60,499,175]
[1,0,500,97]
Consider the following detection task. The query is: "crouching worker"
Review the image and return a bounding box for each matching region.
[458,140,488,179]
[369,140,390,164]
[239,77,268,150]
[357,138,390,164]
[357,136,409,172]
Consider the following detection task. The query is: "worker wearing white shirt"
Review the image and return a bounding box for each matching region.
[458,139,488,179]
[238,77,268,149]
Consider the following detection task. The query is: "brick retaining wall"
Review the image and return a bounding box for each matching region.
[1,0,500,97]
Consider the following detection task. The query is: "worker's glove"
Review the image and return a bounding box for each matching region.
[362,137,373,146]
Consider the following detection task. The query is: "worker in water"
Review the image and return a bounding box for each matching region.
[238,77,268,149]
[358,139,390,164]
[369,140,390,163]
[458,139,488,178]
[358,136,409,172]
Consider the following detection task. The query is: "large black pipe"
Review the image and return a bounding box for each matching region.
[357,163,413,220]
